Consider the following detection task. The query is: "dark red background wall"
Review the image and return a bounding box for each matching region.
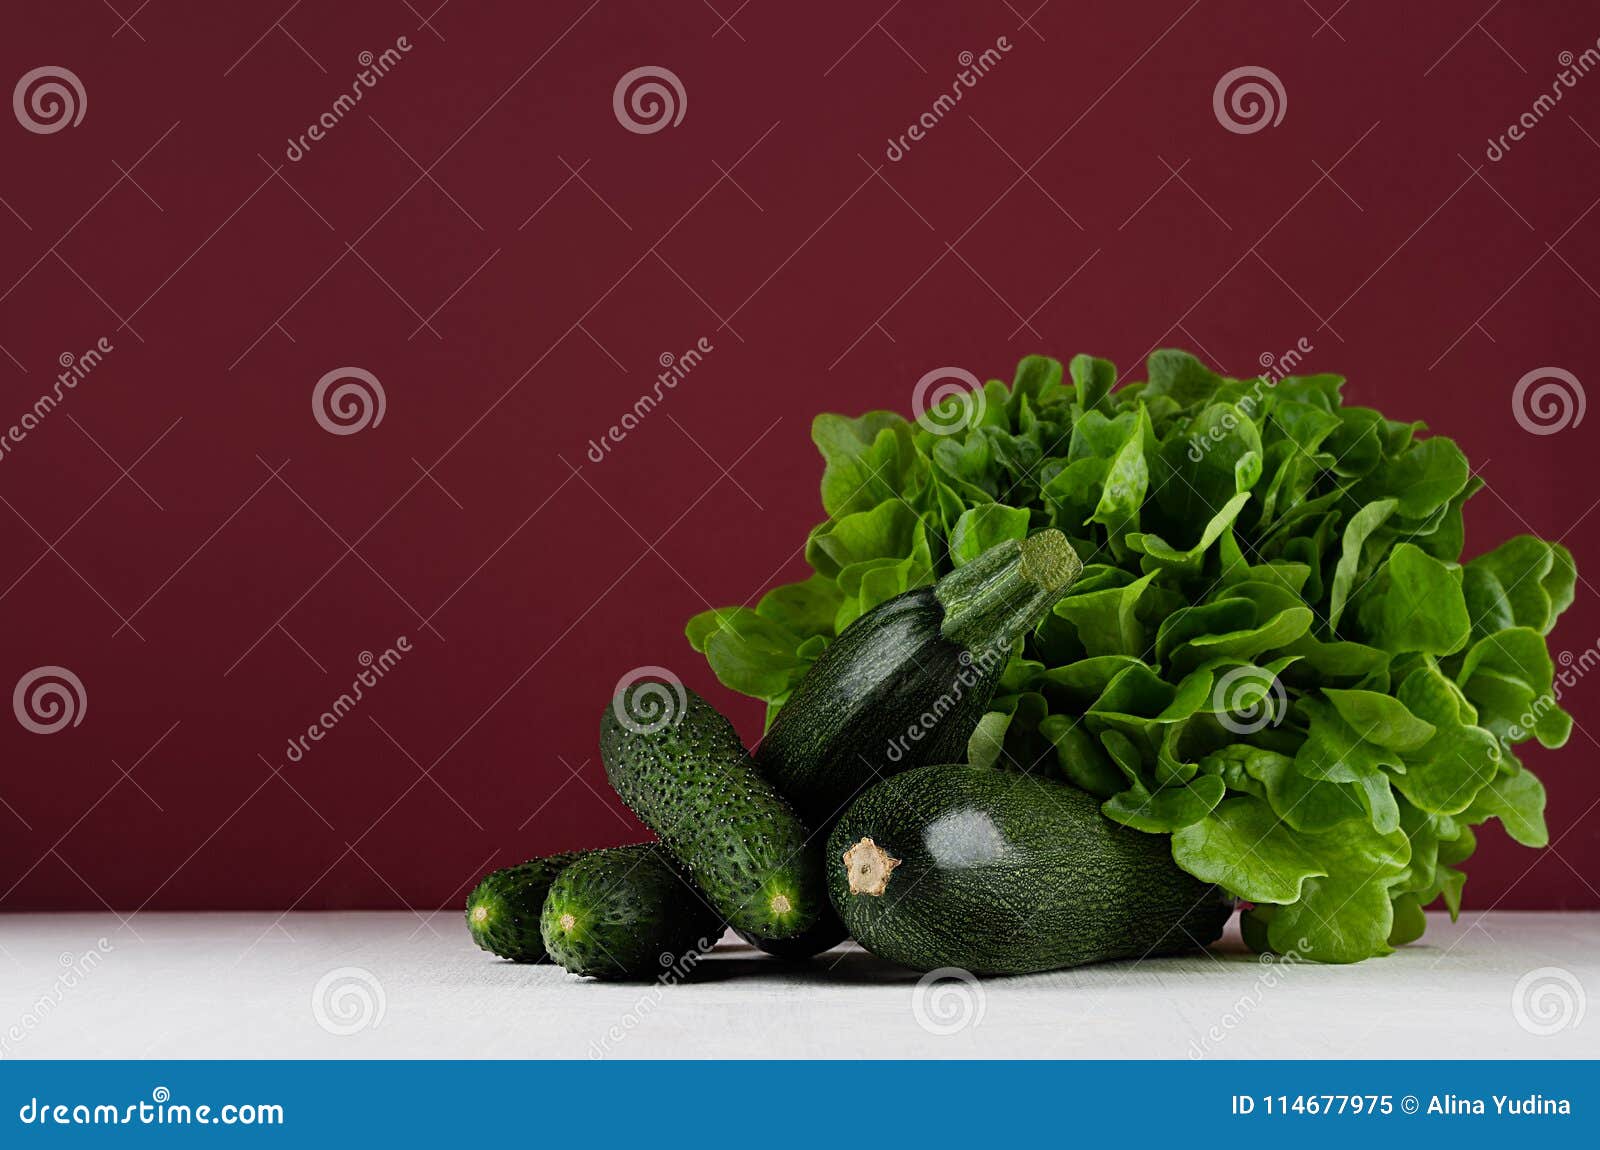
[1,1,1595,912]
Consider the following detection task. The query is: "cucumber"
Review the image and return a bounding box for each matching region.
[734,914,848,961]
[756,531,1081,827]
[541,846,722,980]
[466,850,590,962]
[827,764,1234,974]
[601,687,828,944]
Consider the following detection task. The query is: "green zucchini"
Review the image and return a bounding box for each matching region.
[466,850,591,962]
[756,530,1082,826]
[828,764,1234,974]
[600,687,828,945]
[541,846,722,979]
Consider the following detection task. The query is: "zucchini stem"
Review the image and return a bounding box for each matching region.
[843,837,900,896]
[934,530,1081,656]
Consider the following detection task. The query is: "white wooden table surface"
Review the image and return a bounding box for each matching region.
[1,911,1595,1059]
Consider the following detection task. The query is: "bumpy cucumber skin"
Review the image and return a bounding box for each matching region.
[600,689,828,943]
[466,850,589,962]
[755,589,1004,828]
[828,764,1234,974]
[541,847,721,980]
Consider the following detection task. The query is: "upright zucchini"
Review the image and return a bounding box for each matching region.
[828,764,1234,974]
[467,850,590,962]
[542,846,722,979]
[600,687,828,945]
[756,530,1081,826]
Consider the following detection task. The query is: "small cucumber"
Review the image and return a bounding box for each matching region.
[600,687,828,945]
[756,531,1081,827]
[466,850,590,962]
[828,764,1234,974]
[733,914,848,961]
[541,847,722,980]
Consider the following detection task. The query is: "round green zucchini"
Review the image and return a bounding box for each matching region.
[828,763,1234,974]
